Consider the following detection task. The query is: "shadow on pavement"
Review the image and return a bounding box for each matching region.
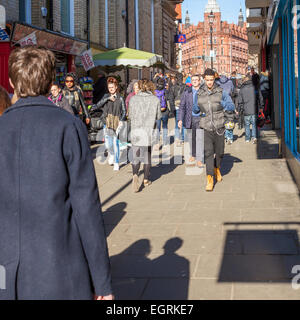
[221,153,243,177]
[218,223,300,283]
[111,237,190,300]
[102,202,127,237]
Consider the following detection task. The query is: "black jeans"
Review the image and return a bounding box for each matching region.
[204,130,225,176]
[131,146,152,180]
[187,117,204,162]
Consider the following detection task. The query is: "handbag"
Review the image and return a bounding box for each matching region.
[257,111,266,128]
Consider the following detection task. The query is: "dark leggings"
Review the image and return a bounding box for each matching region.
[131,146,152,180]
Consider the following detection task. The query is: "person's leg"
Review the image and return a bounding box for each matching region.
[215,132,225,170]
[244,115,251,141]
[113,135,120,164]
[156,118,162,144]
[191,117,197,159]
[162,113,169,145]
[228,129,234,142]
[204,130,214,176]
[251,115,257,140]
[143,146,152,182]
[131,146,141,192]
[105,134,114,164]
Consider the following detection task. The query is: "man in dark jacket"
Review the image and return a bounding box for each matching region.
[0,46,113,300]
[169,73,186,146]
[195,68,235,192]
[178,74,204,168]
[238,73,264,144]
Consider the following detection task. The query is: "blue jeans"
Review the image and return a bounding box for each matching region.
[225,129,233,141]
[156,112,169,144]
[244,115,257,141]
[175,109,185,141]
[105,134,120,164]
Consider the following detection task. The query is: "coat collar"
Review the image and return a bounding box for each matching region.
[4,95,57,115]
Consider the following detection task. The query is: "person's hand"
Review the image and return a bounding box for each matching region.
[94,294,114,300]
[178,120,183,129]
[85,118,91,125]
[259,108,263,114]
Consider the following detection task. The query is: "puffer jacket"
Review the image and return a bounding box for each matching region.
[128,91,162,146]
[216,76,234,96]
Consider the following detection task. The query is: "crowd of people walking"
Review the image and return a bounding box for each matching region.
[0,45,272,300]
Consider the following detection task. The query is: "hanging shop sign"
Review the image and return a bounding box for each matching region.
[81,49,95,71]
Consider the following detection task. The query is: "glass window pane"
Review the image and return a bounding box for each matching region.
[61,0,70,34]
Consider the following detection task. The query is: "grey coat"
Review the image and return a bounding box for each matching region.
[128,92,162,146]
[0,96,112,300]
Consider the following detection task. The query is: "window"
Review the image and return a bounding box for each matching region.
[19,0,31,24]
[61,0,74,36]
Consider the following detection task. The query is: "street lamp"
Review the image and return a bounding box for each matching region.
[209,10,215,70]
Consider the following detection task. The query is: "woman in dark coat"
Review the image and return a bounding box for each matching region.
[0,46,113,300]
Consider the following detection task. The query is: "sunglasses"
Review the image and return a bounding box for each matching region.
[65,80,74,83]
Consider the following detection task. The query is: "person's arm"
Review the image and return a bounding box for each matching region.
[258,89,264,111]
[119,96,127,121]
[63,118,113,298]
[77,89,90,123]
[156,98,162,120]
[221,90,235,111]
[237,89,244,113]
[91,95,110,112]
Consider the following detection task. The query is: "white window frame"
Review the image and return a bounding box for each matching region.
[25,0,31,24]
[60,0,74,37]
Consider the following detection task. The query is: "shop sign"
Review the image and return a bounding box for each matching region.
[81,49,95,71]
[0,27,9,41]
[174,34,186,44]
[19,31,37,47]
[12,23,87,56]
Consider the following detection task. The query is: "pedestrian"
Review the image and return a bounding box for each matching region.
[62,72,90,124]
[48,83,74,115]
[125,79,139,111]
[178,74,204,168]
[0,45,113,300]
[154,77,169,147]
[237,73,264,144]
[169,73,186,146]
[260,70,271,123]
[216,73,235,144]
[195,68,235,192]
[251,67,260,91]
[0,85,11,116]
[128,79,162,192]
[90,77,126,171]
[93,71,108,104]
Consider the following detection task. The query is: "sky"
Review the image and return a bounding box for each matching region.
[182,0,247,25]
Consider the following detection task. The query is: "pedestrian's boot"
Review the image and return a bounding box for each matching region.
[214,167,222,183]
[206,175,214,192]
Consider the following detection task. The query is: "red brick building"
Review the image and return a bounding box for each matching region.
[181,0,248,76]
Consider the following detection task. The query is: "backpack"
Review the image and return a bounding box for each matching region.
[155,89,167,112]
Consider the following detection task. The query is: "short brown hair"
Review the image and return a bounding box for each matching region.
[138,79,155,94]
[0,86,11,115]
[9,46,56,98]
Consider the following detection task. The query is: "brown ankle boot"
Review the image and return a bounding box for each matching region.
[206,175,214,192]
[214,167,222,183]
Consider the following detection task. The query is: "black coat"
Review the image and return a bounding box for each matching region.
[238,80,264,116]
[0,96,112,300]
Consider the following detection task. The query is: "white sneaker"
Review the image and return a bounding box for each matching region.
[108,154,114,165]
[113,163,120,171]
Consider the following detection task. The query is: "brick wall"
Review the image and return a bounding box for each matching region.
[1,0,19,22]
[74,0,87,40]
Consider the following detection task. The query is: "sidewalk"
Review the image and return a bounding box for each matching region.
[92,122,300,300]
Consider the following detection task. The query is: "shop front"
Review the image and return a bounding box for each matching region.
[268,0,300,189]
[0,22,87,93]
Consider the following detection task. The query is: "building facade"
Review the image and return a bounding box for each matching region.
[252,0,300,190]
[181,0,248,76]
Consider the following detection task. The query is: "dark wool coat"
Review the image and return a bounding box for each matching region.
[0,96,112,300]
[178,87,194,129]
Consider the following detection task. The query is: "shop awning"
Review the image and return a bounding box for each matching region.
[93,47,166,69]
[11,22,87,56]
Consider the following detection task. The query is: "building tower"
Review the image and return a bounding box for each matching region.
[238,5,244,27]
[204,0,221,13]
[185,10,190,27]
